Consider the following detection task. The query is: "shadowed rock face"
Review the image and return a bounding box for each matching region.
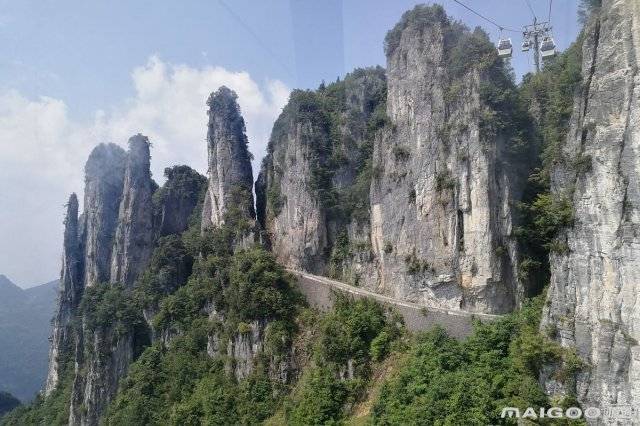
[45,194,82,396]
[155,165,207,237]
[201,86,255,230]
[110,134,155,287]
[542,0,640,410]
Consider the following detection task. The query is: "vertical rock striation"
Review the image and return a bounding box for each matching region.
[70,136,156,425]
[201,86,255,230]
[542,0,640,410]
[256,68,387,276]
[82,144,126,287]
[258,6,528,314]
[110,134,155,287]
[369,6,524,314]
[45,194,82,396]
[44,139,160,425]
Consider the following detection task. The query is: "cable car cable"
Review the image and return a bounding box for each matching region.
[548,0,553,23]
[450,0,520,32]
[524,0,537,20]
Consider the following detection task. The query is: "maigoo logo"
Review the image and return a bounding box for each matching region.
[500,406,603,420]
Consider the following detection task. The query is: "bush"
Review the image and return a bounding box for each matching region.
[392,145,410,161]
[80,283,142,338]
[435,170,456,192]
[371,296,578,425]
[284,296,403,425]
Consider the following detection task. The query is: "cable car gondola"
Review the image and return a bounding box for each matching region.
[540,36,556,58]
[521,40,531,52]
[497,38,513,58]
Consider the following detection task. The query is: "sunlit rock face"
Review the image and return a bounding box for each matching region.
[201,86,255,230]
[258,5,527,314]
[82,143,126,288]
[110,134,155,287]
[542,0,640,410]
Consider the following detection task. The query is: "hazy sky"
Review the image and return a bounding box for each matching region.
[0,0,580,287]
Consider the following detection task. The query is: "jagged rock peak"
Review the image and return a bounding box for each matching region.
[110,134,155,287]
[125,133,151,171]
[384,3,450,56]
[82,143,126,287]
[45,192,83,396]
[201,86,255,230]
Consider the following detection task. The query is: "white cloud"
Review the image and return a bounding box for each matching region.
[0,57,289,286]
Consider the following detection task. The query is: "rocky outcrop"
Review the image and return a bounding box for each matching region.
[70,136,157,425]
[110,134,155,287]
[542,0,640,411]
[256,68,386,276]
[44,140,161,425]
[206,309,294,383]
[258,6,527,314]
[369,6,525,314]
[45,194,83,396]
[82,144,126,287]
[155,165,207,236]
[201,86,255,230]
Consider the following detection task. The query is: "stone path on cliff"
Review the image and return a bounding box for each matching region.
[288,269,503,339]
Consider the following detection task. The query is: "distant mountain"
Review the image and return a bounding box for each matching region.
[0,276,57,402]
[0,391,21,416]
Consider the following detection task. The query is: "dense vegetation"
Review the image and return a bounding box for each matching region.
[515,37,584,292]
[1,363,73,425]
[281,295,403,424]
[371,296,583,425]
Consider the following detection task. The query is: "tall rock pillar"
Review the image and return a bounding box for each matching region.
[110,134,155,286]
[201,86,256,230]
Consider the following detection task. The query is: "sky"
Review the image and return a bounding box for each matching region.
[0,0,580,288]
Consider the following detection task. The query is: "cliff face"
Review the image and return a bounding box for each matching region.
[370,8,525,314]
[42,141,158,425]
[110,134,155,287]
[201,86,255,230]
[82,144,126,287]
[45,194,82,396]
[258,6,527,314]
[542,0,640,409]
[70,140,155,425]
[45,86,267,424]
[256,68,386,276]
[155,165,207,237]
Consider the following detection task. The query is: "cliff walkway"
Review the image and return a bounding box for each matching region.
[288,269,503,339]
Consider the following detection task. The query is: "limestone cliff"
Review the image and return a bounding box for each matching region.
[542,0,640,410]
[256,68,387,276]
[42,141,159,425]
[258,6,529,314]
[201,86,255,230]
[45,194,82,396]
[110,134,155,287]
[71,137,156,425]
[369,6,527,314]
[82,144,126,287]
